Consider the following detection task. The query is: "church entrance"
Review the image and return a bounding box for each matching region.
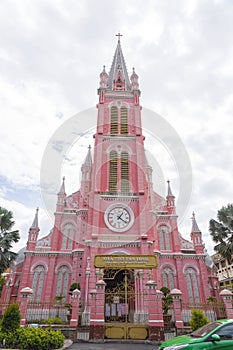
[103,269,148,340]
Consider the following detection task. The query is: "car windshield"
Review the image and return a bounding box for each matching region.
[190,322,222,338]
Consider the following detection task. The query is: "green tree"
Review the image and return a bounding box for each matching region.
[1,302,21,332]
[0,206,20,274]
[209,204,233,260]
[190,309,209,331]
[160,286,173,315]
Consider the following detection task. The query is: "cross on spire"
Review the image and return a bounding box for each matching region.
[115,32,123,42]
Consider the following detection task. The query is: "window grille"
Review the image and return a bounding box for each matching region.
[110,106,118,134]
[109,151,118,192]
[120,107,128,134]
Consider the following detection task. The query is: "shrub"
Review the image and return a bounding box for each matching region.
[160,286,173,315]
[1,327,65,350]
[190,309,209,331]
[1,302,21,332]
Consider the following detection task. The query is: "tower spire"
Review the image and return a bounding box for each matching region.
[190,212,204,253]
[107,34,130,91]
[166,180,176,214]
[31,207,39,228]
[191,212,201,232]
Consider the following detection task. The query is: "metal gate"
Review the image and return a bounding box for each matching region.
[104,269,148,339]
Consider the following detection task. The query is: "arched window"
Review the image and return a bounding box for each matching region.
[61,224,74,249]
[120,107,128,134]
[32,265,45,302]
[185,267,200,303]
[162,267,175,290]
[110,106,118,134]
[56,265,70,299]
[121,152,129,192]
[159,226,171,251]
[109,151,118,192]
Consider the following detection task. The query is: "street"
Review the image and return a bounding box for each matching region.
[68,342,159,350]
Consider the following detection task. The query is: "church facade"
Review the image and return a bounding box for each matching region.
[2,37,219,340]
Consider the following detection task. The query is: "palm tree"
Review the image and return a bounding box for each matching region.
[0,206,20,274]
[209,204,233,260]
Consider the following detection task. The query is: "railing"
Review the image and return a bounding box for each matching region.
[181,301,227,325]
[26,302,70,323]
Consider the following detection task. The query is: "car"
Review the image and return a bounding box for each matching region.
[159,319,233,350]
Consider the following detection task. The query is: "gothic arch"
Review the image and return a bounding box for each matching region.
[160,263,176,290]
[30,261,48,274]
[160,262,177,276]
[55,264,72,299]
[108,100,130,110]
[61,222,76,249]
[184,266,200,303]
[106,142,132,156]
[55,262,72,274]
[158,224,172,251]
[182,263,200,275]
[31,265,46,302]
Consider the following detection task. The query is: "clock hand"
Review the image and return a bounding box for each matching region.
[117,212,123,220]
[118,216,128,223]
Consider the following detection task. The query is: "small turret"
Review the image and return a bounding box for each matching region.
[56,177,66,212]
[98,65,108,103]
[190,212,204,254]
[166,180,176,214]
[27,208,40,250]
[130,67,140,105]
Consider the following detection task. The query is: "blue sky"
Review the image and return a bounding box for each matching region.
[0,0,233,254]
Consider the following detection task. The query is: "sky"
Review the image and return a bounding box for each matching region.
[0,0,232,255]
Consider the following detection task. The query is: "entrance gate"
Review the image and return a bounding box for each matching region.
[94,254,158,340]
[104,269,148,340]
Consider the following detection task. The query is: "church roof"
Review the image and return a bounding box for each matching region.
[107,34,130,91]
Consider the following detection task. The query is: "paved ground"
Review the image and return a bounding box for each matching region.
[68,342,159,350]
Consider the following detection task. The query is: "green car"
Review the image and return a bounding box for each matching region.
[159,319,233,350]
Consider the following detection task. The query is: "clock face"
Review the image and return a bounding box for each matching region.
[104,204,134,232]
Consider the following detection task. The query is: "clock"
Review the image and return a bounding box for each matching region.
[104,204,134,232]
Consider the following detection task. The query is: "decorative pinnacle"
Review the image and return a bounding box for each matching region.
[191,211,201,232]
[31,207,39,228]
[167,180,174,197]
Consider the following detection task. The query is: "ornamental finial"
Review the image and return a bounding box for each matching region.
[115,32,123,43]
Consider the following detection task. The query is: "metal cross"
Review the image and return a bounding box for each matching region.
[116,32,123,42]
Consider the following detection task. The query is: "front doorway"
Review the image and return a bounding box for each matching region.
[104,269,148,339]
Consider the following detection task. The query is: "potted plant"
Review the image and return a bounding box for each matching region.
[160,286,173,325]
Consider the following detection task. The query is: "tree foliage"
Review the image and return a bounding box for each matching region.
[1,302,21,332]
[190,309,209,331]
[160,286,173,315]
[0,206,20,274]
[209,204,233,260]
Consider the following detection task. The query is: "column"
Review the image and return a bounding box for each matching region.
[220,289,233,319]
[19,287,33,327]
[70,289,81,327]
[170,288,184,334]
[89,279,106,341]
[146,280,164,342]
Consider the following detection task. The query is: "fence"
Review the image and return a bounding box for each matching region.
[181,301,227,325]
[26,302,70,323]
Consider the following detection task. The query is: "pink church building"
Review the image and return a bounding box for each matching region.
[2,36,219,340]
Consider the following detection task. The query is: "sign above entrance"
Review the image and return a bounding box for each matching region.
[94,255,157,269]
